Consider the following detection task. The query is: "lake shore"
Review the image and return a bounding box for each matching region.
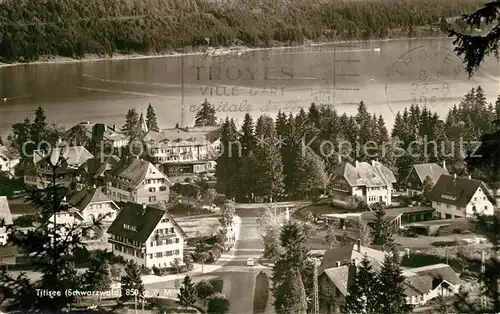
[0,36,452,69]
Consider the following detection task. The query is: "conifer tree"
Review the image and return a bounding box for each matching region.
[272,222,313,312]
[239,113,256,157]
[296,149,328,199]
[178,275,197,309]
[146,103,159,131]
[0,154,108,312]
[371,208,394,249]
[344,255,378,314]
[274,268,307,314]
[120,261,145,303]
[121,108,140,139]
[375,254,413,314]
[30,106,48,150]
[195,99,218,127]
[215,118,240,198]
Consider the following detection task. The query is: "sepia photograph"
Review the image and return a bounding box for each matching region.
[0,0,499,313]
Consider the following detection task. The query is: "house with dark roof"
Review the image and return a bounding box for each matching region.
[107,202,187,268]
[143,126,221,180]
[319,240,387,273]
[67,186,119,222]
[329,160,396,206]
[426,174,495,219]
[402,264,462,305]
[319,251,462,313]
[405,162,449,197]
[0,196,13,245]
[104,157,172,204]
[24,146,94,189]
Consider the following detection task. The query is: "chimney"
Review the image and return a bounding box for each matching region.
[454,173,457,180]
[357,239,361,252]
[355,160,358,167]
[442,160,446,169]
[92,184,96,189]
[335,261,341,267]
[468,175,471,179]
[347,260,357,290]
[371,160,375,166]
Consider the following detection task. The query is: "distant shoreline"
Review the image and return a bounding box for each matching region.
[0,36,453,69]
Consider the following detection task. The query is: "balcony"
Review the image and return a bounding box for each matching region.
[155,233,176,240]
[109,236,146,250]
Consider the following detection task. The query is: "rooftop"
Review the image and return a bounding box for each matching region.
[107,202,187,242]
[426,175,495,207]
[67,187,115,212]
[0,196,13,225]
[333,160,396,188]
[33,146,93,167]
[410,163,449,184]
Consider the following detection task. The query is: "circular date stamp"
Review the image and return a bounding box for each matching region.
[385,45,469,115]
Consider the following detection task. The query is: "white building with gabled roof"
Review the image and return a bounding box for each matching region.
[104,157,172,204]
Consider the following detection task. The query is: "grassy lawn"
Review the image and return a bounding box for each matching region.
[293,203,346,220]
[167,203,215,217]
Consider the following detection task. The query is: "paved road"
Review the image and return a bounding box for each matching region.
[146,207,273,314]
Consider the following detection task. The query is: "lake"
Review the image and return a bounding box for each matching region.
[0,37,498,138]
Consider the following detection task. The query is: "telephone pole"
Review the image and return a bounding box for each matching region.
[180,56,185,128]
[313,262,319,314]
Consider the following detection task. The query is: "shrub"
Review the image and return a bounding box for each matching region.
[141,266,152,275]
[252,271,269,313]
[432,240,457,247]
[209,279,223,293]
[13,214,35,227]
[207,293,230,314]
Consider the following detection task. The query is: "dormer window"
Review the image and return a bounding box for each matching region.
[123,224,136,231]
[441,194,457,201]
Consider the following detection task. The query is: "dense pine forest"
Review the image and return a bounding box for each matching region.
[214,86,500,202]
[0,0,487,62]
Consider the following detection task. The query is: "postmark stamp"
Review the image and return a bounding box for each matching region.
[385,45,469,115]
[309,43,364,108]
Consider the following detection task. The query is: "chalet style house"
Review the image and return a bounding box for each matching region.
[406,162,449,197]
[67,186,119,222]
[0,196,13,245]
[46,208,84,237]
[318,244,461,313]
[329,160,396,206]
[24,146,94,189]
[426,174,495,219]
[103,157,172,204]
[143,126,221,180]
[107,202,187,268]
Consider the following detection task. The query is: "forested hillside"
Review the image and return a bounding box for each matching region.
[0,0,486,62]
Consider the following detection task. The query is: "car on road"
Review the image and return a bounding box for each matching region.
[247,258,255,266]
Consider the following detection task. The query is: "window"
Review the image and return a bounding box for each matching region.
[155,252,162,258]
[150,241,154,247]
[485,206,488,210]
[149,196,156,202]
[170,227,174,233]
[160,186,167,191]
[175,238,179,243]
[446,204,450,209]
[166,251,173,256]
[161,218,169,223]
[149,187,156,192]
[174,249,180,255]
[474,197,477,201]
